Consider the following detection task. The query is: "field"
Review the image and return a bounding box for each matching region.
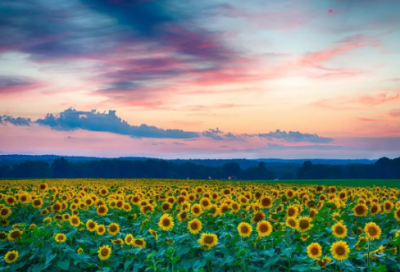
[0,179,400,272]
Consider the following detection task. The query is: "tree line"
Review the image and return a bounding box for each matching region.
[0,156,399,180]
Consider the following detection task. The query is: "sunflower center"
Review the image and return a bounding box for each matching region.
[89,222,95,228]
[262,198,271,206]
[300,220,309,229]
[289,220,296,227]
[162,219,171,227]
[371,206,377,213]
[194,208,200,213]
[72,219,78,224]
[11,231,20,239]
[335,246,345,255]
[1,209,8,216]
[101,249,109,256]
[385,204,391,210]
[288,209,295,216]
[356,206,365,214]
[0,233,6,239]
[241,226,249,234]
[135,240,143,245]
[110,225,117,232]
[191,223,199,230]
[254,213,263,222]
[369,227,377,235]
[311,248,319,255]
[8,253,16,260]
[204,236,214,244]
[336,227,344,234]
[259,224,269,233]
[162,204,169,210]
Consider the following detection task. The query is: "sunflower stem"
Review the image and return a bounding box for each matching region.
[367,239,370,272]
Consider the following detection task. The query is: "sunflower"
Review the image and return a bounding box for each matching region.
[297,216,313,232]
[364,222,381,240]
[256,220,272,237]
[4,250,19,264]
[62,213,70,221]
[286,205,298,218]
[237,222,253,237]
[286,217,297,229]
[43,217,52,225]
[112,239,124,246]
[98,245,112,261]
[307,243,322,259]
[200,198,211,209]
[8,229,22,241]
[125,234,134,245]
[159,214,174,231]
[70,216,81,227]
[39,183,48,191]
[133,238,146,248]
[6,196,16,206]
[330,241,350,261]
[77,248,84,254]
[162,202,172,213]
[331,222,347,239]
[86,219,97,232]
[383,200,394,213]
[353,204,368,217]
[32,199,43,208]
[394,208,400,222]
[301,234,310,241]
[316,256,332,269]
[370,203,381,216]
[97,224,106,236]
[96,205,108,216]
[149,229,158,240]
[177,211,189,222]
[260,196,273,208]
[0,207,11,219]
[141,205,154,214]
[55,233,66,243]
[219,203,230,214]
[251,211,266,224]
[191,204,203,217]
[107,223,120,236]
[198,233,218,250]
[231,202,241,213]
[188,219,202,234]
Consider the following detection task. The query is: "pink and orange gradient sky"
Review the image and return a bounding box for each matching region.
[1,0,400,159]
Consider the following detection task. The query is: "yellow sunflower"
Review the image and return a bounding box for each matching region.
[188,219,202,234]
[394,208,400,222]
[286,205,298,218]
[0,207,11,219]
[70,216,81,227]
[55,233,66,243]
[4,250,19,264]
[364,222,381,240]
[331,222,347,239]
[256,220,272,237]
[198,233,218,250]
[316,256,332,269]
[149,229,158,240]
[237,222,253,237]
[330,241,350,261]
[8,229,22,241]
[0,231,7,241]
[96,205,108,216]
[107,223,120,236]
[133,238,146,248]
[307,243,322,259]
[370,203,381,216]
[286,217,297,229]
[260,196,273,208]
[297,216,313,232]
[353,204,368,217]
[251,211,266,224]
[86,219,97,232]
[97,224,106,236]
[159,214,174,231]
[191,204,203,217]
[98,245,112,261]
[124,234,134,245]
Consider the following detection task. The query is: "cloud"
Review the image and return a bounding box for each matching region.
[0,115,32,126]
[389,109,400,117]
[35,108,199,139]
[2,107,333,143]
[256,129,333,143]
[0,76,41,94]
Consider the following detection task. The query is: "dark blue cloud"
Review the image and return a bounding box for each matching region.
[257,129,333,143]
[0,115,32,126]
[35,108,199,139]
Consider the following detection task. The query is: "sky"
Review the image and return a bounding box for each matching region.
[1,0,400,159]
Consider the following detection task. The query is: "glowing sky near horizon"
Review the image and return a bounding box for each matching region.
[1,0,400,159]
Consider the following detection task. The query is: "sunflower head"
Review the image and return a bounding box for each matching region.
[188,219,202,234]
[149,229,158,240]
[331,222,348,239]
[353,204,368,217]
[256,220,272,237]
[86,219,97,232]
[4,250,19,264]
[8,229,22,241]
[330,241,350,261]
[198,233,218,250]
[133,238,146,248]
[237,222,253,237]
[77,248,84,254]
[159,214,174,231]
[364,222,381,240]
[55,233,66,243]
[107,223,120,236]
[98,245,112,261]
[307,243,322,259]
[125,234,134,245]
[297,216,313,233]
[97,224,106,236]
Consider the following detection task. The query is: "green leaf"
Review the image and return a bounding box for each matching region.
[124,259,134,270]
[57,259,69,270]
[30,264,45,272]
[173,255,181,264]
[45,253,57,267]
[193,258,207,270]
[291,264,310,271]
[372,264,387,272]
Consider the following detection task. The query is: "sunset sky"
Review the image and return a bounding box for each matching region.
[1,0,400,159]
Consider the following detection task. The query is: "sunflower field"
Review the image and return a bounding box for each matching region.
[1,179,400,272]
